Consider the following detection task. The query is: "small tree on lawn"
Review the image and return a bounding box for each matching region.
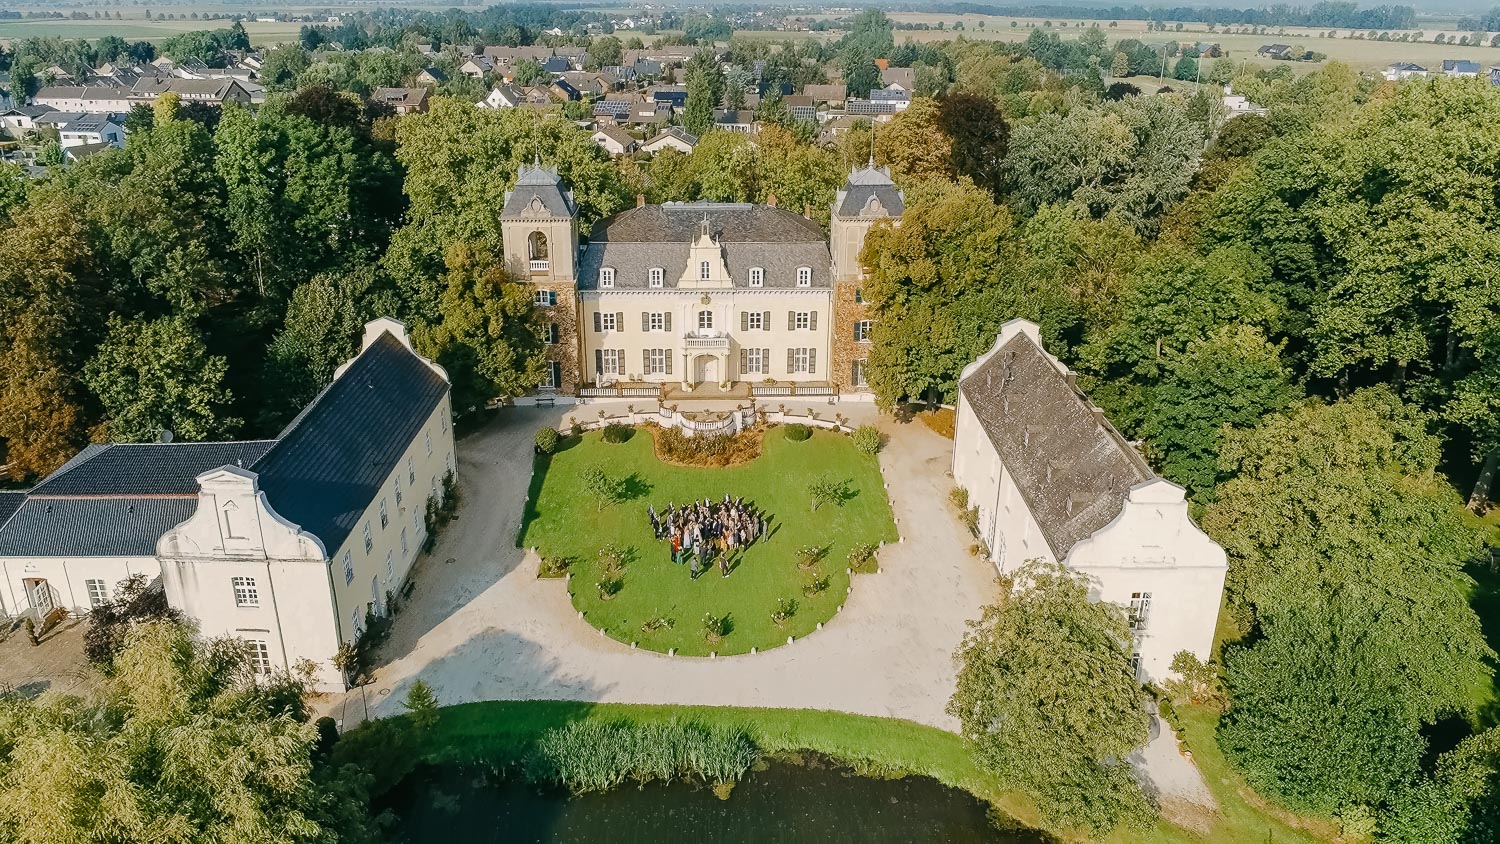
[807,475,848,511]
[582,464,625,511]
[948,559,1152,835]
[402,679,440,731]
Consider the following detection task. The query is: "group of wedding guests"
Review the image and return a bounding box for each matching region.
[649,497,769,579]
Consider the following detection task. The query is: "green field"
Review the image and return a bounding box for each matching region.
[518,426,897,656]
[373,699,1334,844]
[0,17,306,45]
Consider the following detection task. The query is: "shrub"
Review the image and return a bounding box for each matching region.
[538,555,571,578]
[948,486,970,511]
[802,572,831,597]
[847,542,878,573]
[640,614,674,634]
[808,475,850,511]
[597,576,623,600]
[535,427,560,454]
[795,545,823,570]
[601,422,631,443]
[852,425,882,455]
[784,423,811,442]
[771,597,798,627]
[702,612,732,643]
[523,719,759,795]
[653,426,761,467]
[598,544,627,576]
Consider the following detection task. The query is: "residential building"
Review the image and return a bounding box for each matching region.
[416,66,448,86]
[713,109,756,133]
[1443,58,1481,77]
[1383,61,1430,80]
[129,77,252,107]
[459,56,495,79]
[478,84,525,109]
[56,112,126,149]
[641,127,698,154]
[1256,44,1294,59]
[804,83,846,107]
[879,66,915,92]
[952,319,1228,683]
[33,86,132,112]
[372,87,430,115]
[0,319,455,693]
[0,105,57,137]
[591,126,639,156]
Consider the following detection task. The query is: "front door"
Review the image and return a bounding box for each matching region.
[696,355,719,386]
[25,579,53,616]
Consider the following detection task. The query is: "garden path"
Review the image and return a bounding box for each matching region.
[323,400,1214,811]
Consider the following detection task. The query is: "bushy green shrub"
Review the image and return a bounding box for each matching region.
[847,542,878,573]
[654,427,760,466]
[535,427,560,454]
[601,422,631,443]
[784,423,811,442]
[852,424,882,455]
[523,719,758,794]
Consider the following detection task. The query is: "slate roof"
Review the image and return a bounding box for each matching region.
[501,162,577,219]
[0,498,194,557]
[577,203,830,291]
[251,332,448,554]
[959,329,1153,559]
[0,492,23,531]
[29,441,275,497]
[833,165,904,218]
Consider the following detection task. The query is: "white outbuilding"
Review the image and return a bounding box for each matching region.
[952,319,1227,683]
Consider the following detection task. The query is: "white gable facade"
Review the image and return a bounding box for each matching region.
[952,319,1227,682]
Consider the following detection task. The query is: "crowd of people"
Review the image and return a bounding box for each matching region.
[650,497,768,579]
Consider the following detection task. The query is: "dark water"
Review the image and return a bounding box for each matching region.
[385,758,1051,843]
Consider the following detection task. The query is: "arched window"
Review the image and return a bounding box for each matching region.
[700,261,711,280]
[649,267,664,287]
[797,267,812,286]
[749,267,764,287]
[698,310,714,329]
[600,267,616,287]
[528,230,549,260]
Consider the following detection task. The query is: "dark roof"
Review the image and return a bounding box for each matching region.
[0,498,193,557]
[833,165,904,218]
[578,203,829,291]
[959,328,1153,559]
[0,492,23,531]
[501,163,577,219]
[29,441,276,497]
[251,332,448,554]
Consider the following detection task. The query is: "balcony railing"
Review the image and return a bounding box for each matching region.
[529,259,550,273]
[683,334,729,350]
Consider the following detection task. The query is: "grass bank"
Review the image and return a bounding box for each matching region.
[364,699,1333,844]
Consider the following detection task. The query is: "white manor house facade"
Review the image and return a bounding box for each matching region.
[505,160,903,399]
[0,319,456,691]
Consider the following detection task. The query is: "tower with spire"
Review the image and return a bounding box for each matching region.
[830,163,904,390]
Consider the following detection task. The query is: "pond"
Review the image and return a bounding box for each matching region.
[385,757,1052,843]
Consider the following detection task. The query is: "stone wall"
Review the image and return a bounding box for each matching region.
[536,281,580,393]
[831,280,874,391]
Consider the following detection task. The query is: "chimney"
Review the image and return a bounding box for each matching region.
[766,193,777,208]
[636,193,645,208]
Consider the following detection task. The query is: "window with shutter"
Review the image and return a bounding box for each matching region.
[595,349,603,374]
[642,313,650,331]
[810,312,818,331]
[617,349,625,374]
[762,349,770,374]
[643,349,650,371]
[787,312,795,330]
[615,312,624,330]
[739,349,746,373]
[787,348,794,372]
[809,348,817,373]
[593,312,602,332]
[666,353,673,375]
[664,312,672,331]
[763,311,771,330]
[740,311,749,331]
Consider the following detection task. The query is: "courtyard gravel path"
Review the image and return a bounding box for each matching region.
[326,401,1214,811]
[332,402,995,731]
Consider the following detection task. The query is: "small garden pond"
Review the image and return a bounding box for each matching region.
[384,756,1051,843]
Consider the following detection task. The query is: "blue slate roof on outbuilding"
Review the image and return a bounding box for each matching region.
[0,492,23,532]
[251,331,449,555]
[29,441,275,497]
[0,497,193,557]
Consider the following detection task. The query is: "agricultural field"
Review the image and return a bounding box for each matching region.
[0,17,304,44]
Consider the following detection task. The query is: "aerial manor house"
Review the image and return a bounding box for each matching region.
[0,320,456,691]
[505,159,902,397]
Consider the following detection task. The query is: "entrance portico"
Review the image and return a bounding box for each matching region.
[682,334,730,390]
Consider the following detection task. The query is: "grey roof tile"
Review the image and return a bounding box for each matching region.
[960,331,1153,559]
[251,332,448,553]
[501,163,576,219]
[30,441,276,497]
[834,165,904,218]
[0,497,193,557]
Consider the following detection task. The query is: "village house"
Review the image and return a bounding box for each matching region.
[641,126,698,154]
[372,87,430,115]
[591,126,639,156]
[0,319,455,693]
[952,319,1228,683]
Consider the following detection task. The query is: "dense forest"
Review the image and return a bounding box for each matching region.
[3,8,1500,840]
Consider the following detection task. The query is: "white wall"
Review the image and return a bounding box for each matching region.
[0,555,158,618]
[1067,480,1228,683]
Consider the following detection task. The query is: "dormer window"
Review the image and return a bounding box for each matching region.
[700,260,711,280]
[649,267,664,287]
[600,267,616,287]
[797,267,812,287]
[749,267,764,287]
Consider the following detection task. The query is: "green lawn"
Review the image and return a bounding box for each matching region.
[400,700,1335,844]
[518,427,897,655]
